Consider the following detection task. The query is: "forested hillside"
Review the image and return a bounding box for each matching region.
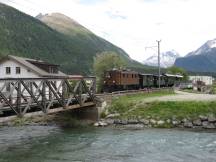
[0,3,154,74]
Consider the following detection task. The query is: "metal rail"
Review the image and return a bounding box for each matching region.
[96,87,173,96]
[0,76,96,117]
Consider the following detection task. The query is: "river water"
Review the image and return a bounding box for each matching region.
[0,126,216,162]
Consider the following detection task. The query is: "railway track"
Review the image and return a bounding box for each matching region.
[95,88,174,105]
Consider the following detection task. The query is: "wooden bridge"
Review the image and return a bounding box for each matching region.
[0,76,96,119]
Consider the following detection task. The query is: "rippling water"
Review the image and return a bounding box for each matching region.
[0,126,216,162]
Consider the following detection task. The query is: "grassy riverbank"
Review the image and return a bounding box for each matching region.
[104,91,216,128]
[108,90,175,115]
[119,101,216,120]
[109,91,216,120]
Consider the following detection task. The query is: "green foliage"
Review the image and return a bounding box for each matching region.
[93,52,126,76]
[93,52,126,91]
[100,111,107,118]
[126,101,216,120]
[109,90,174,114]
[167,66,188,80]
[109,92,216,120]
[12,117,33,126]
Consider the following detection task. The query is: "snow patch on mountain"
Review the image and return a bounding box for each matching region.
[143,50,180,68]
[187,38,216,56]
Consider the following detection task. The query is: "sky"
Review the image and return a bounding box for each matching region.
[1,0,216,62]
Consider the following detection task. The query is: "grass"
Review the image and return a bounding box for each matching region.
[109,90,175,114]
[108,90,216,121]
[124,101,216,120]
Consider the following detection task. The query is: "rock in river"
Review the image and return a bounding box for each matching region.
[139,119,149,125]
[127,119,139,124]
[199,115,208,121]
[184,121,193,128]
[193,119,202,126]
[204,123,216,129]
[106,113,120,119]
[94,121,108,127]
[157,120,165,125]
[150,119,157,125]
[208,115,216,123]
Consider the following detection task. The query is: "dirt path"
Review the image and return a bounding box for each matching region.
[142,90,216,103]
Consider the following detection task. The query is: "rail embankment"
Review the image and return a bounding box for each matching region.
[97,90,216,129]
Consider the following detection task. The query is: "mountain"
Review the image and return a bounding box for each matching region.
[143,50,180,68]
[0,3,149,75]
[175,39,216,73]
[36,13,152,72]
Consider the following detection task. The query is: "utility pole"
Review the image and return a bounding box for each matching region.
[156,40,161,89]
[145,40,162,88]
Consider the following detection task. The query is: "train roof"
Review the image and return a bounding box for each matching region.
[140,73,183,78]
[106,69,139,74]
[163,73,183,78]
[139,73,156,76]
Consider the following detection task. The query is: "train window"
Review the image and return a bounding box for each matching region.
[123,74,125,78]
[132,74,133,78]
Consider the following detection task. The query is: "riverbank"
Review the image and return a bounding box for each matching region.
[1,90,216,130]
[0,111,94,128]
[98,91,216,129]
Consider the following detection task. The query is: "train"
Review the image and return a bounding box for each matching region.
[102,69,183,92]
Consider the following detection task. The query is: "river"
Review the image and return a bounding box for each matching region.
[0,126,216,162]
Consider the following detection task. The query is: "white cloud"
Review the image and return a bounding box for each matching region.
[1,0,216,62]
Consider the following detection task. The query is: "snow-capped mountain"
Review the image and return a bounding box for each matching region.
[187,38,216,56]
[143,50,180,68]
[175,38,216,72]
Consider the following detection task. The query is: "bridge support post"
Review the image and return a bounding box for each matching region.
[92,77,96,94]
[78,81,83,106]
[42,81,47,113]
[62,80,66,109]
[17,80,22,117]
[8,82,12,106]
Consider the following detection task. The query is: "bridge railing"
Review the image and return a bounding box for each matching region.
[0,76,96,117]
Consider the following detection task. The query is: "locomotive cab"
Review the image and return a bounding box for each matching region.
[103,69,139,92]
